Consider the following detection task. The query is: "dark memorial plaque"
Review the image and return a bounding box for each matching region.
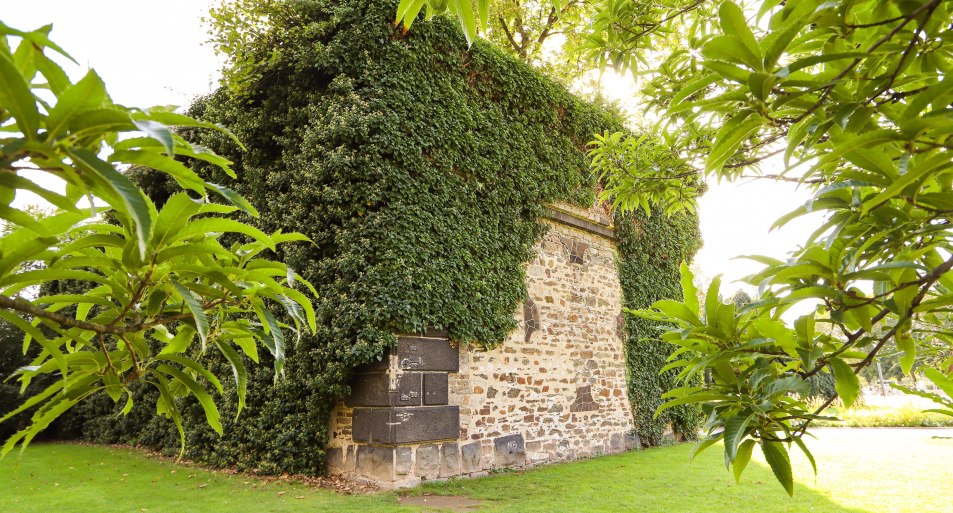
[352,406,460,444]
[423,372,449,405]
[393,406,460,443]
[396,337,459,371]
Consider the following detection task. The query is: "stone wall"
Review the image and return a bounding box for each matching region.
[327,203,638,487]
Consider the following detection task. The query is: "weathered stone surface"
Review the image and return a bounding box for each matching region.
[355,446,394,481]
[625,431,642,450]
[523,299,539,343]
[395,447,413,476]
[460,442,482,473]
[494,434,526,467]
[423,372,449,405]
[352,408,392,444]
[569,385,599,412]
[394,406,459,443]
[396,337,458,371]
[326,447,344,472]
[395,373,423,406]
[440,442,460,477]
[415,444,440,478]
[610,433,624,452]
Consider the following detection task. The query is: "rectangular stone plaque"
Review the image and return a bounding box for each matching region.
[352,406,460,444]
[394,406,460,444]
[352,408,393,444]
[396,337,459,371]
[347,372,423,407]
[395,373,423,406]
[423,372,449,405]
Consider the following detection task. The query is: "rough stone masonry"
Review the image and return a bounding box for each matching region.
[326,202,639,487]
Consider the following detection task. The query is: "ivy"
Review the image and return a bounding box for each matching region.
[64,0,701,474]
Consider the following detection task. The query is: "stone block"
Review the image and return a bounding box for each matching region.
[416,444,440,478]
[493,434,525,467]
[352,408,392,444]
[394,406,460,443]
[355,446,394,482]
[610,433,624,452]
[347,372,421,407]
[423,372,449,405]
[624,431,642,450]
[395,373,423,406]
[396,337,459,371]
[326,447,344,473]
[395,447,413,476]
[461,442,482,473]
[440,442,460,477]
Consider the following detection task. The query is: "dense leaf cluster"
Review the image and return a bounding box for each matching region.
[65,0,701,474]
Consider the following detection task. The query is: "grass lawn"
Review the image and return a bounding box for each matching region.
[2,428,951,513]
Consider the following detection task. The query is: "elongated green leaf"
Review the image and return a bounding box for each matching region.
[215,340,248,416]
[46,69,107,137]
[829,357,860,408]
[0,49,40,139]
[109,149,205,193]
[732,439,756,483]
[157,364,222,435]
[761,440,794,496]
[172,281,210,345]
[68,148,153,258]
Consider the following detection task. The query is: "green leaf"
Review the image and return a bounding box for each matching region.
[723,414,753,462]
[761,440,794,496]
[207,183,260,218]
[0,49,40,139]
[46,69,108,137]
[153,374,186,458]
[215,340,248,416]
[896,335,916,375]
[718,2,762,70]
[706,112,763,172]
[172,281,210,345]
[829,357,860,408]
[679,262,699,315]
[924,368,953,399]
[131,119,174,155]
[793,436,817,476]
[733,439,756,483]
[68,148,153,258]
[109,149,205,193]
[157,364,222,435]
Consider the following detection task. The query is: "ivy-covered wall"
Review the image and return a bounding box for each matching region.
[66,0,702,474]
[617,210,703,445]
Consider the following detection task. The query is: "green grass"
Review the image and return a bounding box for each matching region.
[2,428,951,513]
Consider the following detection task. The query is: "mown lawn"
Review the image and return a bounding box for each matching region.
[2,428,951,513]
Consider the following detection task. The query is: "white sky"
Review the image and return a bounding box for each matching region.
[4,2,823,291]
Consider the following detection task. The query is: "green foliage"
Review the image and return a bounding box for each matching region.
[616,210,703,444]
[0,22,314,456]
[65,0,702,475]
[590,131,703,216]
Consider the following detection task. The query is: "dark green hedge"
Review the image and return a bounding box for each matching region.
[63,0,702,474]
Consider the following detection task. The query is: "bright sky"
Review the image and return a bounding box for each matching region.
[4,2,823,291]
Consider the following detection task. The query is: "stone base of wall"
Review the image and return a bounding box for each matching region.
[327,430,641,489]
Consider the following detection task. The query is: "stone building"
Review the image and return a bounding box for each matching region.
[327,202,639,487]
